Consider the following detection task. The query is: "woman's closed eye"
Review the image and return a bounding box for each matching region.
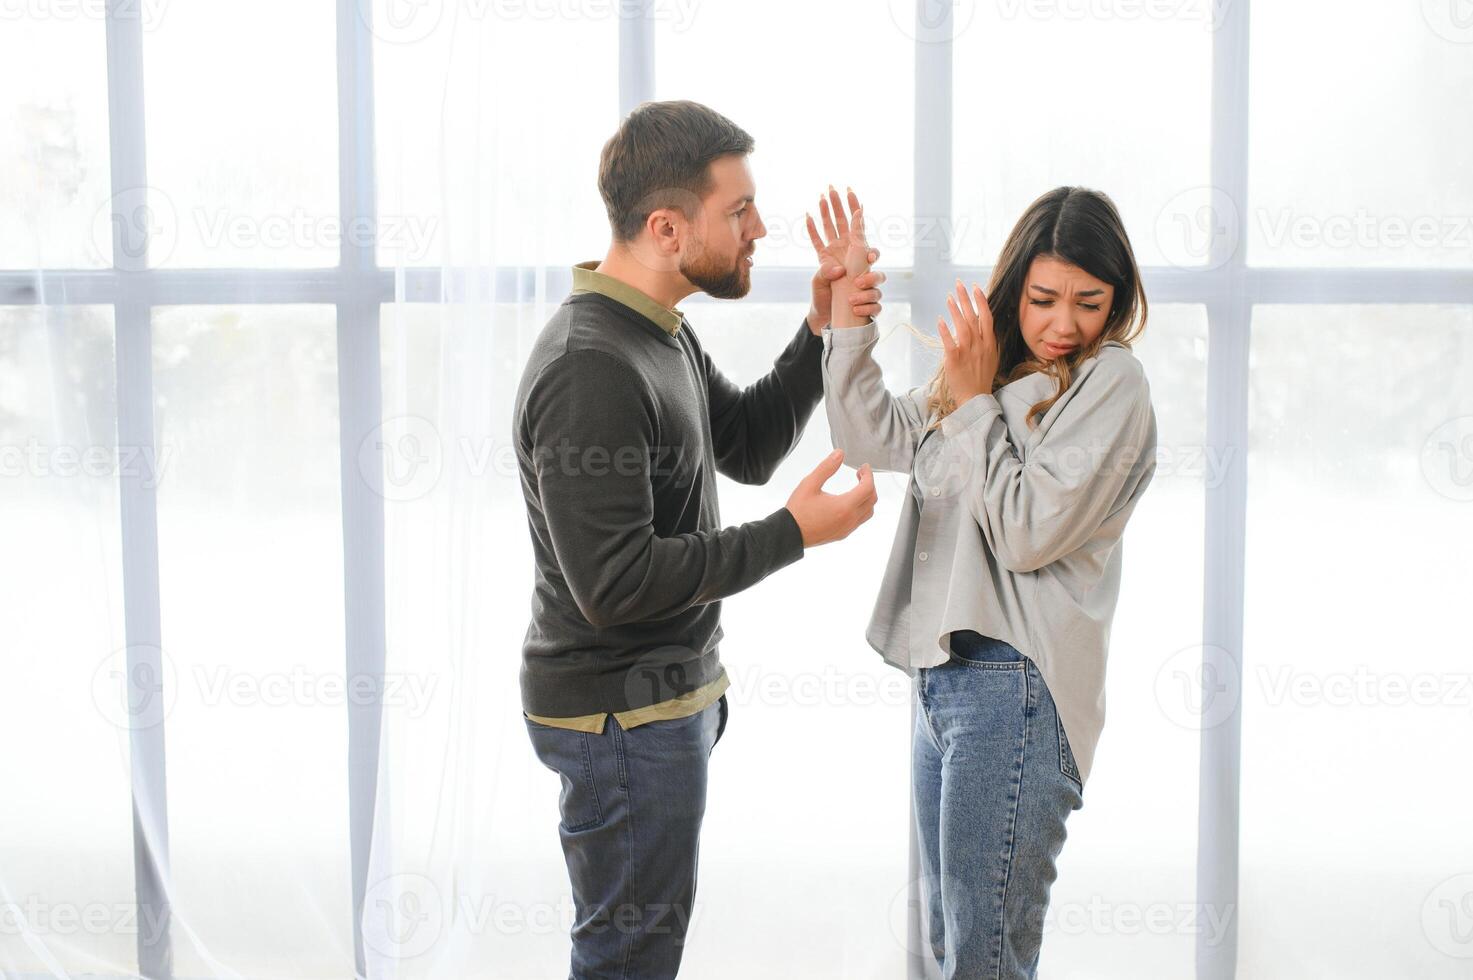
[1029,298,1101,312]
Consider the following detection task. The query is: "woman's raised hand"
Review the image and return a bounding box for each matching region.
[937,279,1000,405]
[806,186,886,329]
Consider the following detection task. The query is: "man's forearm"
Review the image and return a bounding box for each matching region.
[806,304,827,335]
[553,506,807,628]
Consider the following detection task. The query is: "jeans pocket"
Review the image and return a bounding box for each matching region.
[950,630,1026,667]
[712,694,729,751]
[1056,710,1083,792]
[526,721,604,832]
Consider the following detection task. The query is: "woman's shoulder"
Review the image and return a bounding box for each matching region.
[1094,338,1140,363]
[1088,340,1149,389]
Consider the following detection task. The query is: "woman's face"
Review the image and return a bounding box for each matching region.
[1016,255,1115,361]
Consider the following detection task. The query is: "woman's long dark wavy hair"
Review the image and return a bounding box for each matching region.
[924,186,1148,431]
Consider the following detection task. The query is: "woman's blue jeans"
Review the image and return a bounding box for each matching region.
[912,630,1085,979]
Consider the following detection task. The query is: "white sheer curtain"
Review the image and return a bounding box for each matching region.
[361,7,601,976]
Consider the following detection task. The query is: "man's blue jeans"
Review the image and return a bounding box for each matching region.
[913,631,1085,979]
[525,694,727,980]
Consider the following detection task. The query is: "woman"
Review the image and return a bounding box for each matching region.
[807,186,1158,978]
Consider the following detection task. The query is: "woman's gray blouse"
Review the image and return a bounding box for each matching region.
[820,321,1158,786]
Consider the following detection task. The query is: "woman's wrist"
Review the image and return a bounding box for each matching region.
[831,280,870,329]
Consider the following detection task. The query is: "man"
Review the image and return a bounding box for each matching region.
[513,99,886,978]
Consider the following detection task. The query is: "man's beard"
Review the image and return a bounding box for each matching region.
[680,242,751,299]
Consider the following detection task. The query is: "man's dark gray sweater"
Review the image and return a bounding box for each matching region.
[514,287,824,717]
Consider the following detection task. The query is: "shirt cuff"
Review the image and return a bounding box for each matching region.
[821,319,880,350]
[796,314,825,346]
[766,505,807,562]
[939,392,1003,439]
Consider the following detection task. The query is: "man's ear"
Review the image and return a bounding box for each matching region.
[645,207,684,259]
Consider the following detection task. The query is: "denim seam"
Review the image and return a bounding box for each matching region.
[710,695,728,755]
[610,717,634,975]
[619,762,636,980]
[955,659,1025,671]
[916,675,946,755]
[992,664,1030,980]
[1057,711,1082,790]
[563,733,603,833]
[611,717,629,791]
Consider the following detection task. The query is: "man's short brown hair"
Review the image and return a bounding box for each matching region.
[597,100,755,242]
